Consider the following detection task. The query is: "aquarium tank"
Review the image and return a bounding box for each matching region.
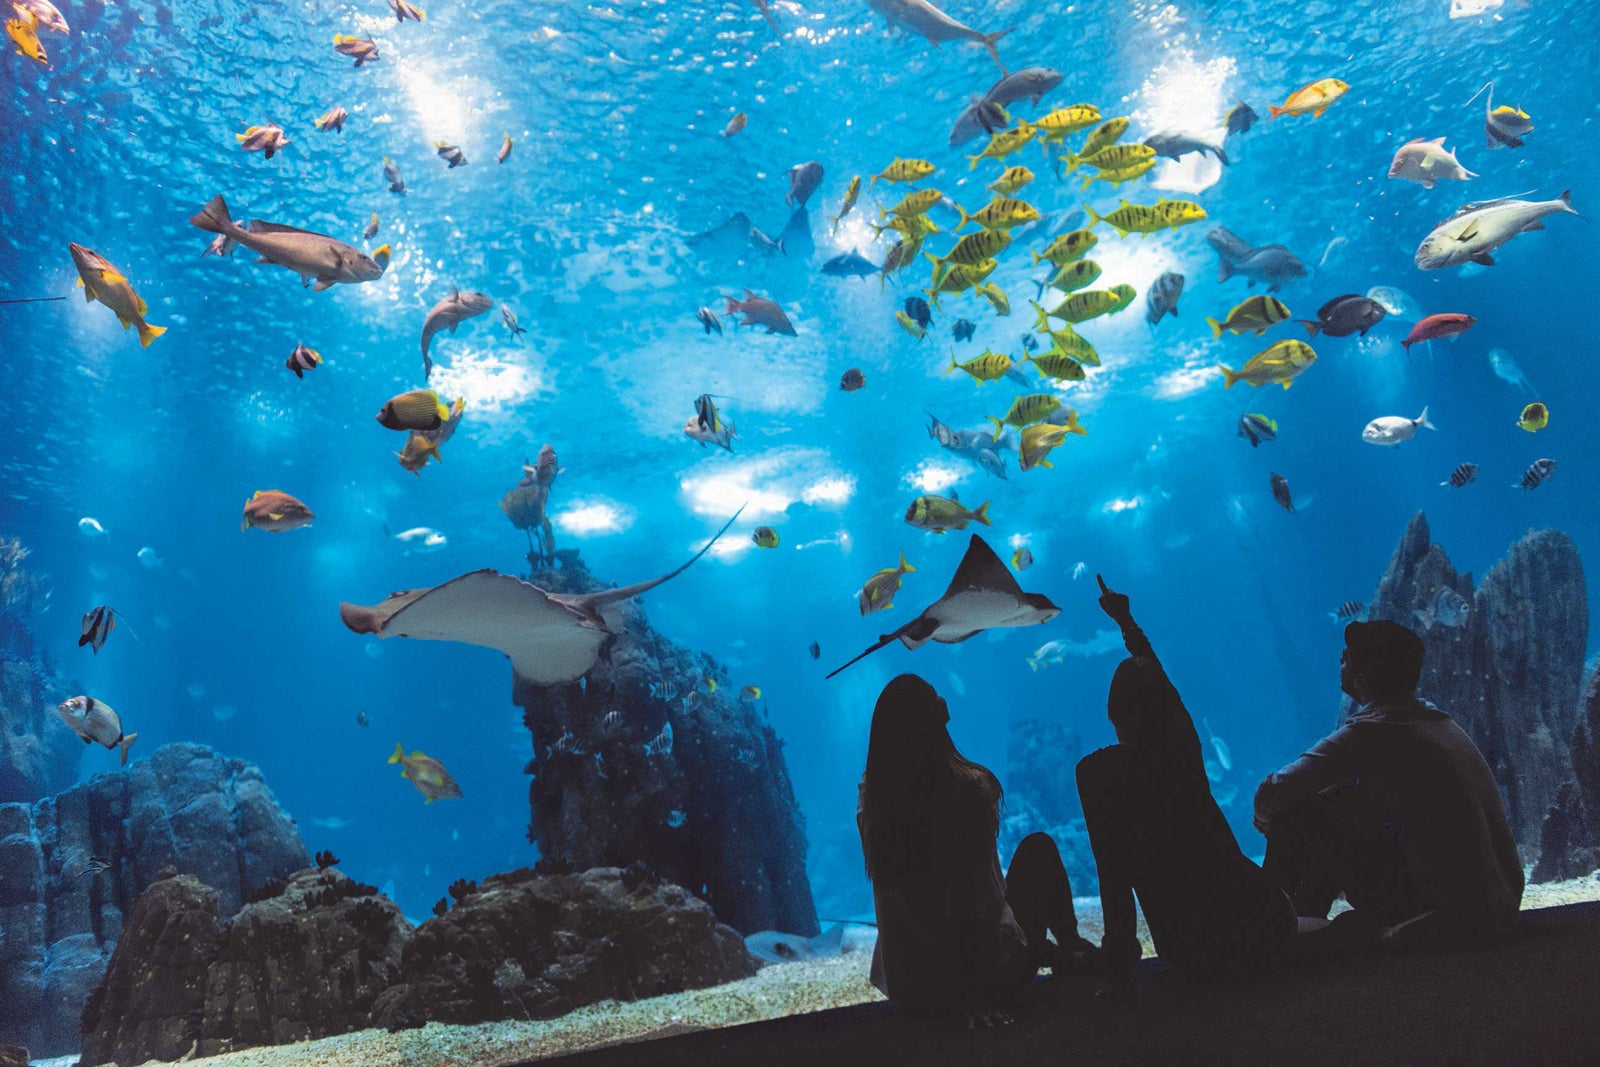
[2,0,1598,1061]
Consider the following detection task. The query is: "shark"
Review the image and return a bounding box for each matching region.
[340,509,743,686]
[826,534,1059,678]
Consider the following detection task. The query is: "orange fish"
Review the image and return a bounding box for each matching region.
[241,490,315,533]
[1269,78,1349,119]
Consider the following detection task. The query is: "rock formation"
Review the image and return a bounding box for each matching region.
[1364,514,1588,853]
[0,743,307,1056]
[369,865,754,1029]
[80,867,411,1066]
[0,536,80,804]
[1535,669,1600,882]
[513,553,818,938]
[998,718,1096,895]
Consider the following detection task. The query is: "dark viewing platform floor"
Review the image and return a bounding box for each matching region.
[546,901,1600,1067]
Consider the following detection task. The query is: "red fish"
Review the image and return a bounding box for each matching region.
[1401,313,1475,352]
[723,290,797,336]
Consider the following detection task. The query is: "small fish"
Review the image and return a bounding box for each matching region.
[1225,102,1259,136]
[79,605,118,653]
[828,175,861,234]
[1238,413,1278,448]
[666,809,688,828]
[1087,199,1207,239]
[1012,547,1033,571]
[684,415,737,452]
[56,697,138,765]
[1299,294,1387,338]
[859,552,915,616]
[1031,230,1097,268]
[649,680,681,702]
[1477,82,1534,150]
[1414,587,1471,630]
[1489,348,1534,394]
[69,243,167,348]
[389,526,448,553]
[740,685,762,701]
[786,161,824,208]
[1270,472,1295,514]
[14,0,67,35]
[1442,462,1479,488]
[871,158,936,190]
[363,213,380,240]
[722,112,748,138]
[6,14,47,64]
[946,348,1013,383]
[1208,295,1292,339]
[502,304,527,338]
[388,742,462,804]
[821,250,881,280]
[1515,458,1555,490]
[241,490,314,533]
[1401,314,1476,353]
[1145,272,1184,324]
[1019,416,1085,471]
[436,142,468,168]
[550,730,587,757]
[388,0,426,21]
[643,722,674,757]
[809,642,821,660]
[905,494,991,534]
[376,389,451,431]
[904,296,932,330]
[77,855,113,880]
[332,33,379,67]
[752,526,780,549]
[498,133,514,163]
[966,122,1038,170]
[383,157,407,195]
[1330,600,1365,623]
[952,318,976,343]
[314,106,349,135]
[137,546,161,570]
[974,448,1008,480]
[987,166,1034,196]
[356,709,370,728]
[724,290,796,336]
[78,517,108,538]
[285,343,322,379]
[953,196,1041,233]
[839,368,866,392]
[896,310,927,341]
[691,306,724,336]
[1071,562,1087,580]
[1269,78,1349,119]
[1517,402,1549,433]
[1219,340,1318,391]
[1363,407,1435,446]
[600,710,625,736]
[975,282,1010,316]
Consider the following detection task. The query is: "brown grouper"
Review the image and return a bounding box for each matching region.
[421,287,493,378]
[188,195,385,292]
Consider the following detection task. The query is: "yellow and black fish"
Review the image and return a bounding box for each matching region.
[752,526,780,549]
[376,389,450,431]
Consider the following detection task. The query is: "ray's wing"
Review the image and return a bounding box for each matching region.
[340,570,607,686]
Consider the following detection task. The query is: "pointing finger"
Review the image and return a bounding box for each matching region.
[1096,573,1110,594]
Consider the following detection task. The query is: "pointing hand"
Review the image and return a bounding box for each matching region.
[1097,573,1132,624]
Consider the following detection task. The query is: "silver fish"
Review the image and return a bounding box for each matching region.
[56,696,138,765]
[865,0,1012,72]
[696,306,723,335]
[1415,587,1471,630]
[1414,191,1577,270]
[421,287,494,378]
[497,133,514,163]
[188,195,384,292]
[948,67,1062,146]
[383,157,407,195]
[502,303,527,338]
[1144,131,1228,165]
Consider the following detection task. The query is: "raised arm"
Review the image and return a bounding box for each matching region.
[1097,574,1156,661]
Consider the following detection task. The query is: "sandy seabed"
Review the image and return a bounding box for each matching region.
[36,875,1600,1067]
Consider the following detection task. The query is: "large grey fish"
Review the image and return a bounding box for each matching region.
[786,161,824,208]
[188,196,384,291]
[421,288,494,378]
[866,0,1013,72]
[56,696,138,766]
[1144,131,1228,165]
[1210,227,1307,291]
[948,66,1063,146]
[1298,293,1387,337]
[1414,190,1577,270]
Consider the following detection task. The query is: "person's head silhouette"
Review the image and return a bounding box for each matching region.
[1341,620,1426,703]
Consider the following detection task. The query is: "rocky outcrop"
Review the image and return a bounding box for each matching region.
[0,537,80,804]
[1365,514,1588,852]
[370,865,754,1030]
[514,553,818,938]
[998,718,1096,895]
[0,743,307,1056]
[1535,670,1600,882]
[79,868,411,1066]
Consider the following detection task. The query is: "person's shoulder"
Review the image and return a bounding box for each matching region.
[1076,743,1135,779]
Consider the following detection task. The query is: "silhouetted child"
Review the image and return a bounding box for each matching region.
[858,673,1095,1027]
[1077,577,1296,993]
[1255,620,1523,946]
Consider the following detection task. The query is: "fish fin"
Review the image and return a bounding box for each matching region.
[1311,106,1327,118]
[1216,258,1234,283]
[973,501,991,526]
[388,742,403,764]
[1206,316,1224,339]
[1297,320,1321,338]
[1470,253,1494,266]
[101,269,126,284]
[1218,365,1239,390]
[137,322,167,348]
[188,194,236,235]
[1416,406,1435,431]
[1268,105,1284,119]
[119,732,138,767]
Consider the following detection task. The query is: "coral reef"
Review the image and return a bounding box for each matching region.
[368,865,755,1030]
[513,553,818,937]
[79,867,412,1065]
[0,743,307,1056]
[0,536,80,804]
[1364,514,1589,853]
[997,718,1096,895]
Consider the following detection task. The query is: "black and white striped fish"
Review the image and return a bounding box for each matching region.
[78,605,117,653]
[1514,458,1556,490]
[1329,600,1365,623]
[1441,462,1479,488]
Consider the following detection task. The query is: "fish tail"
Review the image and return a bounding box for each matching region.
[388,741,404,764]
[1218,364,1240,390]
[137,321,167,347]
[188,194,237,236]
[1065,409,1086,436]
[946,353,959,374]
[952,203,972,233]
[1084,204,1103,230]
[1027,659,1039,671]
[1267,105,1285,119]
[898,551,914,574]
[1030,250,1042,267]
[1416,406,1435,431]
[1296,319,1321,338]
[118,732,138,767]
[972,500,991,526]
[986,415,1005,441]
[981,28,1012,72]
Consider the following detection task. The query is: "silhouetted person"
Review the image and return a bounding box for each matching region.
[1255,620,1523,945]
[858,673,1095,1027]
[1077,577,1296,994]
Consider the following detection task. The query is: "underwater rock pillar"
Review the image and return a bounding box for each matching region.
[0,537,80,804]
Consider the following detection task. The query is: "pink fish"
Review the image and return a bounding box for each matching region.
[1401,313,1476,352]
[724,290,797,336]
[1388,137,1476,189]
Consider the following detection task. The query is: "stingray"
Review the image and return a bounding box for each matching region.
[826,534,1060,679]
[340,508,743,686]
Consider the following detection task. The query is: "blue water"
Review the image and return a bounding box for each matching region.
[3,0,1597,926]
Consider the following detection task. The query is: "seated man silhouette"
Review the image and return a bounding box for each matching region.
[1254,620,1524,945]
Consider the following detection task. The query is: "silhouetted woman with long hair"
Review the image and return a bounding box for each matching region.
[1077,576,1296,994]
[858,673,1093,1026]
